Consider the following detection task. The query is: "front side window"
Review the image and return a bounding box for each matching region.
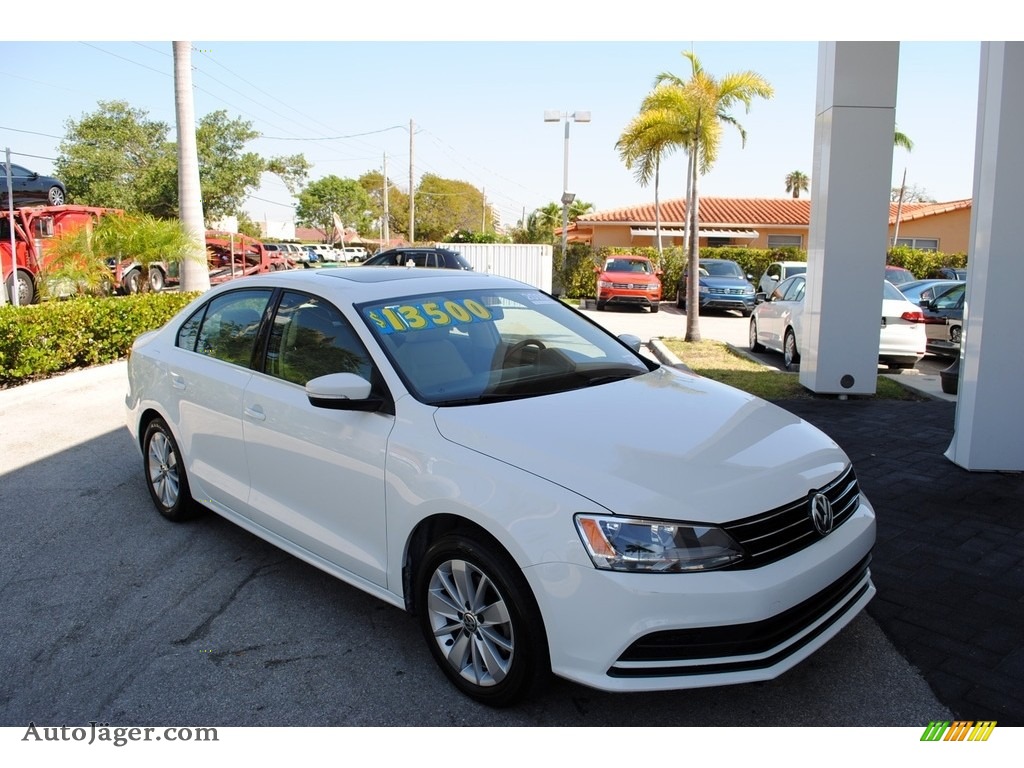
[265,292,372,386]
[177,289,272,367]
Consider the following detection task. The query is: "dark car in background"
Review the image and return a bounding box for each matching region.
[677,258,756,316]
[921,282,966,357]
[1,163,67,207]
[896,279,964,306]
[362,246,472,270]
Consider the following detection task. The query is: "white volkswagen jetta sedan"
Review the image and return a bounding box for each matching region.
[126,267,876,706]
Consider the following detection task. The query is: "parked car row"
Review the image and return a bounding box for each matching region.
[749,276,927,370]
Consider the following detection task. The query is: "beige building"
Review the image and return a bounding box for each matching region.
[564,197,972,254]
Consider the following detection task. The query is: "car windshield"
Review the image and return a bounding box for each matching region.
[605,259,651,274]
[701,260,743,277]
[359,288,652,406]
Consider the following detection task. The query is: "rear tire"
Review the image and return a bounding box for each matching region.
[122,268,142,295]
[148,267,165,292]
[48,186,65,206]
[416,533,549,707]
[749,318,765,352]
[142,418,202,522]
[783,328,801,370]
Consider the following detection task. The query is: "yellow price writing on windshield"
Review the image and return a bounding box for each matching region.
[366,298,492,334]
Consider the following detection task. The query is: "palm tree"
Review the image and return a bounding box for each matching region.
[616,108,679,258]
[656,51,774,341]
[567,199,595,221]
[894,126,914,152]
[173,42,210,293]
[785,170,809,198]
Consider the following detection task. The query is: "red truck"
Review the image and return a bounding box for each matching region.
[1,204,121,305]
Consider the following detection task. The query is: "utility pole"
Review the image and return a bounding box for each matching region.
[382,152,390,247]
[409,119,415,244]
[482,187,486,233]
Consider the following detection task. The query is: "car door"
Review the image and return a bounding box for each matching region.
[241,290,395,586]
[171,288,273,512]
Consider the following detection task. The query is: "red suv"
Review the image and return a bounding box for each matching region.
[595,255,662,312]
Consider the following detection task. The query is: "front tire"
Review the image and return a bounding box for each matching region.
[122,268,142,295]
[143,418,201,522]
[650,302,660,313]
[416,534,549,707]
[783,328,801,370]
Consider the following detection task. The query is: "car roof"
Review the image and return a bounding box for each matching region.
[194,266,528,304]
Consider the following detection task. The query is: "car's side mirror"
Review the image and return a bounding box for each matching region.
[768,274,779,281]
[755,292,768,304]
[306,372,385,412]
[618,333,642,353]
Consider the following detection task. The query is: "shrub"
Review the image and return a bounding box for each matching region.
[0,292,199,386]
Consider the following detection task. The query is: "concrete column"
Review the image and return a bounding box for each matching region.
[801,42,899,395]
[946,42,1024,471]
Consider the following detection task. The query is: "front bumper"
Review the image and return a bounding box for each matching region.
[524,496,876,692]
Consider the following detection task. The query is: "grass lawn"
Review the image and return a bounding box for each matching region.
[660,338,925,401]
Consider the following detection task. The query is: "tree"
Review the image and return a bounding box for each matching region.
[890,183,934,203]
[656,51,774,341]
[616,100,686,258]
[894,126,914,152]
[414,174,493,242]
[295,176,374,241]
[359,170,408,240]
[55,101,309,226]
[785,170,809,198]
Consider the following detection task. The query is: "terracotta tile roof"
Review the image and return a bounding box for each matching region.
[578,196,971,227]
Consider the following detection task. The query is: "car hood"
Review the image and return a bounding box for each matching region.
[432,367,849,522]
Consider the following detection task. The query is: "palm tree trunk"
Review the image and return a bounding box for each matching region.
[654,157,663,259]
[682,150,693,255]
[685,137,702,342]
[173,41,210,293]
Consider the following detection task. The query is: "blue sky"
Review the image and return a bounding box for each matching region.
[1,13,990,231]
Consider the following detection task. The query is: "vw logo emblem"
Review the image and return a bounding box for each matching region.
[810,492,834,536]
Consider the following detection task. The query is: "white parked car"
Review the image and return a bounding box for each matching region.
[757,260,807,297]
[126,268,876,706]
[749,276,926,370]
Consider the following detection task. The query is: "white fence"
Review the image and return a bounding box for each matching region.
[438,243,553,293]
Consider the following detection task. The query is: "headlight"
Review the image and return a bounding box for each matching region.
[574,514,744,572]
[743,286,755,295]
[598,280,612,289]
[698,285,710,294]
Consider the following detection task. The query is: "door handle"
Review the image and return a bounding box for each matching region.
[170,372,186,390]
[244,404,266,422]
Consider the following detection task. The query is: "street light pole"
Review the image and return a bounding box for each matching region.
[544,110,590,271]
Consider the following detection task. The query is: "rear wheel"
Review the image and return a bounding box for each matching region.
[148,267,165,292]
[749,318,765,352]
[122,268,142,295]
[47,186,65,206]
[783,328,801,370]
[416,533,549,707]
[675,290,685,310]
[143,418,202,522]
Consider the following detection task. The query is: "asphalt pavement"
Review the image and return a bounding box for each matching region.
[0,302,1017,728]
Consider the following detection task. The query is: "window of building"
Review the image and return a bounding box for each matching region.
[767,235,803,248]
[895,237,939,251]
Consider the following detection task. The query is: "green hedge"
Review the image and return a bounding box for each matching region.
[0,292,199,386]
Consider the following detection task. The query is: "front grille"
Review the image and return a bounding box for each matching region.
[612,282,655,290]
[709,287,748,295]
[610,555,871,675]
[721,464,860,570]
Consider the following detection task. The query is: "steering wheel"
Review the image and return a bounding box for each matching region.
[503,338,546,365]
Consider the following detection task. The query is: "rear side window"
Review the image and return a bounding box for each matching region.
[177,289,272,368]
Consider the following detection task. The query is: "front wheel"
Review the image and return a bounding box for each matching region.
[675,290,685,310]
[5,270,35,305]
[783,328,801,370]
[416,534,549,707]
[650,302,660,313]
[143,418,202,522]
